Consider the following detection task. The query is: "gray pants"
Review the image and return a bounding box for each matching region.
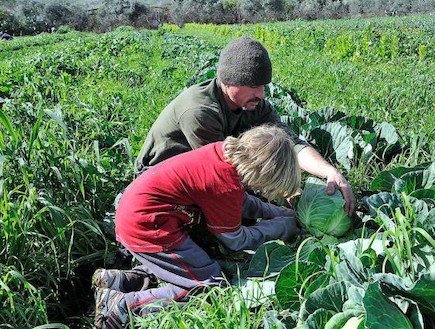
[123,237,225,316]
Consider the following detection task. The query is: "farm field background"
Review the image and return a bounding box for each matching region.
[0,14,434,328]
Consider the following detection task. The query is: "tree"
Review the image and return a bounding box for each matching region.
[0,8,19,34]
[96,0,150,31]
[239,0,263,22]
[222,0,241,22]
[321,0,347,19]
[297,0,323,19]
[262,0,285,21]
[16,0,46,34]
[171,0,229,25]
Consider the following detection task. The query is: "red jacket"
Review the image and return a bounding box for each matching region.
[115,142,245,252]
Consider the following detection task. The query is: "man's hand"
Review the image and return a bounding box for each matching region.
[296,146,355,216]
[325,170,355,216]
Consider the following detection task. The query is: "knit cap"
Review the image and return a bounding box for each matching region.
[217,36,272,86]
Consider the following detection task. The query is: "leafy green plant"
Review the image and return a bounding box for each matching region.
[277,99,403,172]
[365,194,435,280]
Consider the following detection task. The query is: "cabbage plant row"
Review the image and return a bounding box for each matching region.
[230,85,435,329]
[241,161,434,328]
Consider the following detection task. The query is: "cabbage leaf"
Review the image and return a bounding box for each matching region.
[297,177,352,237]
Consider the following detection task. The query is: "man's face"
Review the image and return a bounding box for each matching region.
[223,84,266,111]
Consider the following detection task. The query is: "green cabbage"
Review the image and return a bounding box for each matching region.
[297,177,352,237]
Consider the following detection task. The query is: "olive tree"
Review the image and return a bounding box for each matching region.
[95,0,150,31]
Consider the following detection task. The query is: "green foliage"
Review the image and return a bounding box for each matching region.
[55,25,73,34]
[135,283,277,329]
[364,163,435,238]
[95,0,151,32]
[276,95,403,171]
[0,15,433,327]
[0,0,157,34]
[270,161,434,328]
[173,0,434,23]
[363,282,413,328]
[179,15,435,138]
[0,265,49,325]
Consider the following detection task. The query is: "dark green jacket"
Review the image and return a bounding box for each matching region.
[136,78,308,172]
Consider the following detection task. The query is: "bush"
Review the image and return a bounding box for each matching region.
[171,0,236,25]
[44,3,73,26]
[95,0,151,32]
[43,2,88,31]
[16,0,47,34]
[0,9,20,34]
[55,25,73,34]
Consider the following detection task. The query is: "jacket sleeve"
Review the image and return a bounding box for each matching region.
[242,193,295,220]
[214,215,299,252]
[178,108,226,149]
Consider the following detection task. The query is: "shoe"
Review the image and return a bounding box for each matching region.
[92,269,125,291]
[92,268,157,293]
[94,288,128,329]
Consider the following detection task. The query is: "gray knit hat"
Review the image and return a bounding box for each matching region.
[217,36,272,86]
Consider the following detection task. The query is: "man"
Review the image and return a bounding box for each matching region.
[136,36,355,215]
[95,125,302,328]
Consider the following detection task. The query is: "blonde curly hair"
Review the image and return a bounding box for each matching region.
[223,124,300,201]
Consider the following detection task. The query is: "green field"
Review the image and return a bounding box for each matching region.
[0,15,434,328]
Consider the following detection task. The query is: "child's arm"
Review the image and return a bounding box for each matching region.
[214,215,299,252]
[242,193,294,220]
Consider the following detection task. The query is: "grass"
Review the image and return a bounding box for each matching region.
[135,282,280,329]
[0,14,433,327]
[176,15,435,138]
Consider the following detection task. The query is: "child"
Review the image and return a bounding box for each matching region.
[94,124,301,328]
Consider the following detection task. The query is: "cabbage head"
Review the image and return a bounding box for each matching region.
[297,177,352,237]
